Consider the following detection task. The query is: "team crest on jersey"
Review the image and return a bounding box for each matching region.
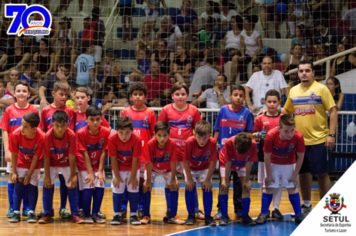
[99,138,104,147]
[164,151,170,160]
[187,115,193,124]
[238,116,244,124]
[309,91,316,100]
[143,116,149,127]
[206,151,210,157]
[33,144,37,152]
[288,143,295,152]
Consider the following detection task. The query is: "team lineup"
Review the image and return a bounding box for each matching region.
[0,60,337,227]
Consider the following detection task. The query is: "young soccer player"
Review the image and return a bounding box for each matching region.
[252,89,283,219]
[77,106,110,224]
[184,120,218,226]
[256,115,307,224]
[140,121,185,225]
[39,81,74,219]
[38,110,84,224]
[0,81,38,218]
[9,112,45,223]
[213,85,254,220]
[158,82,204,220]
[120,82,157,219]
[219,133,257,226]
[108,116,142,225]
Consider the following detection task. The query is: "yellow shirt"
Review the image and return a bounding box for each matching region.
[284,81,336,145]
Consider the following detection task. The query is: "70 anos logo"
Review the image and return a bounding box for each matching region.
[5,4,52,36]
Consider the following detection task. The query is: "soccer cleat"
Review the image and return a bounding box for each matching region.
[92,214,106,224]
[111,215,122,225]
[84,216,94,224]
[71,214,85,224]
[185,215,195,225]
[163,210,170,221]
[37,209,54,218]
[130,215,141,225]
[137,209,144,220]
[98,211,106,219]
[59,209,71,219]
[168,216,185,225]
[301,204,312,214]
[256,213,268,224]
[195,210,205,220]
[140,216,150,224]
[7,208,14,218]
[241,215,256,225]
[204,216,216,226]
[38,213,53,224]
[22,209,29,217]
[272,209,284,219]
[219,215,229,226]
[9,212,21,223]
[295,213,308,224]
[27,212,37,223]
[121,209,127,220]
[213,209,222,220]
[78,209,84,219]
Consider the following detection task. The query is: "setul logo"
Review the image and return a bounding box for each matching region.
[295,107,315,116]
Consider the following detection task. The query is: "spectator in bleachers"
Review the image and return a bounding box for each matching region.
[288,0,309,38]
[19,61,39,103]
[33,38,55,85]
[313,20,340,56]
[101,61,125,98]
[53,0,72,16]
[173,45,193,84]
[313,44,327,81]
[143,0,168,30]
[0,18,14,54]
[141,61,172,102]
[55,36,77,75]
[51,17,77,50]
[90,7,106,78]
[197,42,223,73]
[289,24,311,55]
[135,22,156,50]
[259,0,288,38]
[127,48,151,83]
[201,1,221,28]
[326,76,344,111]
[96,86,128,112]
[78,0,89,17]
[0,79,15,120]
[77,17,90,53]
[119,0,135,42]
[331,43,356,76]
[74,41,96,89]
[191,17,218,59]
[284,44,305,74]
[103,51,115,81]
[151,40,174,76]
[309,0,335,21]
[2,68,19,100]
[220,0,238,34]
[156,15,183,51]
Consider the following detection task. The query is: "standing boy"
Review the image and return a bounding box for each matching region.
[74,41,96,90]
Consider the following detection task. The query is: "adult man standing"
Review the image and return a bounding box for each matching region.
[246,56,289,113]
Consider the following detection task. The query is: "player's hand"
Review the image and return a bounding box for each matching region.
[220,179,229,194]
[248,105,260,113]
[143,180,152,193]
[97,171,106,187]
[169,179,177,191]
[264,176,275,188]
[259,131,268,139]
[43,176,52,188]
[243,180,252,192]
[113,176,123,188]
[11,173,17,183]
[128,177,138,190]
[23,175,31,185]
[257,109,268,117]
[288,175,299,187]
[68,175,77,188]
[185,178,194,191]
[202,179,213,192]
[325,136,335,150]
[40,99,49,108]
[5,151,11,163]
[85,173,95,188]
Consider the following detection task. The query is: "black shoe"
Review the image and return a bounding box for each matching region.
[256,213,268,224]
[130,215,141,225]
[9,212,21,223]
[185,215,195,225]
[241,215,256,225]
[137,209,144,220]
[204,216,216,226]
[272,209,284,219]
[219,215,229,226]
[301,204,312,214]
[27,212,37,223]
[111,215,122,225]
[295,213,308,224]
[37,209,54,219]
[163,210,170,221]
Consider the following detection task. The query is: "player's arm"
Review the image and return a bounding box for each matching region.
[145,162,153,192]
[183,160,194,191]
[97,150,107,186]
[43,157,52,188]
[244,162,252,192]
[264,152,274,187]
[213,130,219,142]
[289,152,305,186]
[110,155,123,187]
[128,157,139,190]
[11,152,18,182]
[24,155,39,185]
[202,160,216,192]
[82,150,95,187]
[68,154,77,188]
[170,161,177,191]
[222,160,231,193]
[3,130,11,162]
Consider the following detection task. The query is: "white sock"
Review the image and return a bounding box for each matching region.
[29,210,35,214]
[288,22,296,35]
[303,200,311,207]
[14,210,20,214]
[272,187,283,210]
[130,213,137,216]
[114,212,122,216]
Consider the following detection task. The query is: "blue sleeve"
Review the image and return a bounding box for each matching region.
[213,108,223,131]
[245,111,254,132]
[144,59,150,74]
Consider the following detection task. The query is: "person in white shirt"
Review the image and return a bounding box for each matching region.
[245,56,289,113]
[201,1,221,27]
[220,0,238,32]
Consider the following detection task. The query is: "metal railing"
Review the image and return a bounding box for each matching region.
[103,1,121,48]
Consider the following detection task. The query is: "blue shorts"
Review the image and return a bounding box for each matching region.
[299,142,333,175]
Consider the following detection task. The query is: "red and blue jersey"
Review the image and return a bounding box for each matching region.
[121,107,157,163]
[184,136,218,171]
[43,128,76,167]
[147,138,178,173]
[158,104,201,161]
[9,127,45,169]
[39,104,74,132]
[73,110,110,131]
[77,126,110,171]
[213,105,254,152]
[0,104,39,134]
[219,136,257,171]
[263,127,305,165]
[108,131,142,171]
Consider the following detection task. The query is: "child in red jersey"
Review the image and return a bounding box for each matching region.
[38,111,84,224]
[0,81,38,218]
[77,106,110,224]
[108,116,142,226]
[140,121,185,225]
[8,112,44,223]
[158,82,203,220]
[219,133,257,226]
[183,120,218,226]
[256,115,307,224]
[120,82,157,219]
[252,89,283,219]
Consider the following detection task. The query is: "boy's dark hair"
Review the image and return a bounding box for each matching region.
[92,7,100,19]
[230,85,245,95]
[14,80,31,92]
[279,114,295,128]
[263,54,275,64]
[217,74,228,82]
[0,79,5,86]
[53,81,70,92]
[23,60,36,70]
[298,60,314,71]
[76,86,90,96]
[171,82,189,95]
[195,120,211,137]
[154,121,170,134]
[129,82,148,96]
[23,112,40,128]
[81,40,92,53]
[59,60,71,70]
[106,51,114,58]
[206,56,218,65]
[52,110,68,124]
[117,116,133,131]
[234,133,252,154]
[231,15,243,30]
[265,89,281,101]
[86,105,102,118]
